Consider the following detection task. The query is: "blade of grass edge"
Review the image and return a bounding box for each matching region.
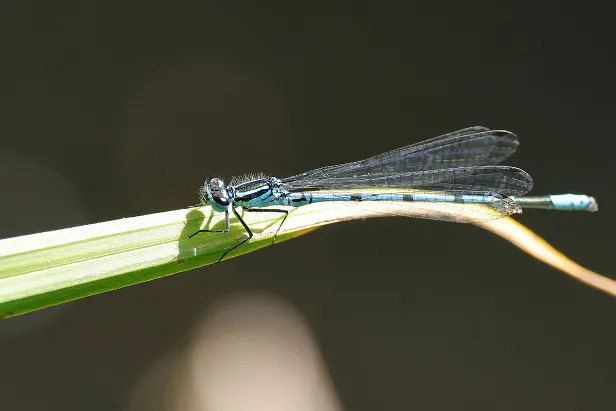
[476,217,616,297]
[0,203,613,318]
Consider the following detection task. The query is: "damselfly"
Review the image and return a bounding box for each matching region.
[191,126,597,262]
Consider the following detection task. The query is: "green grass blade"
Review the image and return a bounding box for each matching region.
[0,198,612,318]
[0,203,380,318]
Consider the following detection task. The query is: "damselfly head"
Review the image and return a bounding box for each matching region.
[204,178,232,212]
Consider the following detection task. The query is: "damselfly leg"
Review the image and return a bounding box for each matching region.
[243,207,290,245]
[188,210,231,238]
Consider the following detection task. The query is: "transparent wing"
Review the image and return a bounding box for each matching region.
[284,126,521,189]
[284,165,532,196]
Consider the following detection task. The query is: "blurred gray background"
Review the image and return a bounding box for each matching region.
[0,2,614,410]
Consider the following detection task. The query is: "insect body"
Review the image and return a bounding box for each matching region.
[191,126,595,263]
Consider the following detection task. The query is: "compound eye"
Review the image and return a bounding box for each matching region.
[214,196,230,206]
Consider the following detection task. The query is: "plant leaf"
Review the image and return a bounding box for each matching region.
[0,201,612,318]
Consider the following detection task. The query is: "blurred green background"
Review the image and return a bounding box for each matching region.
[0,2,614,410]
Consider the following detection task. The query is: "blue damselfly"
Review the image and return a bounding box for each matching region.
[191,126,597,262]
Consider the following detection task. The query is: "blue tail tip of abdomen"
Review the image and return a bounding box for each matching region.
[550,194,599,212]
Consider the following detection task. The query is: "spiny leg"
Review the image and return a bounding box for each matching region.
[243,208,289,245]
[216,206,254,263]
[188,210,230,238]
